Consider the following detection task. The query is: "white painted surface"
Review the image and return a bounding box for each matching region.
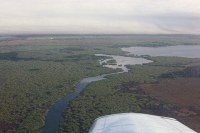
[89,113,197,133]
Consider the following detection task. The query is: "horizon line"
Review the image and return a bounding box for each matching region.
[1,33,200,36]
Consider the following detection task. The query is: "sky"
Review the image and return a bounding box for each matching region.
[0,0,200,34]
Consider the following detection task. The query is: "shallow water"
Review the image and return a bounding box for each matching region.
[122,45,200,58]
[95,54,152,72]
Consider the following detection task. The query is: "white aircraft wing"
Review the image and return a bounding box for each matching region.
[89,113,197,133]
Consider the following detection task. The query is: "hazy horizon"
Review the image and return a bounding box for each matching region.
[1,0,200,34]
[1,33,200,36]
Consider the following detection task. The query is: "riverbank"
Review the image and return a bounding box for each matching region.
[1,35,200,133]
[59,55,200,133]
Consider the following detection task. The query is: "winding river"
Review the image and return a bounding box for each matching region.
[41,74,107,133]
[42,45,200,133]
[41,54,152,133]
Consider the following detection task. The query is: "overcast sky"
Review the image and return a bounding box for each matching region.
[1,0,200,34]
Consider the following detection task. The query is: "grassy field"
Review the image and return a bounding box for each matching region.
[0,35,200,133]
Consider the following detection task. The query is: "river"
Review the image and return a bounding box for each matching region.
[42,45,200,133]
[41,54,152,133]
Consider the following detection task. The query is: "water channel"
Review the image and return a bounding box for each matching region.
[41,54,151,133]
[42,45,200,133]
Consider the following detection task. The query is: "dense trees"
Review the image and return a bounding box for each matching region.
[1,35,200,132]
[0,43,120,132]
[58,56,200,133]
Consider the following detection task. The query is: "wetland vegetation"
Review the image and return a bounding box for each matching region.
[0,35,200,133]
[58,56,200,133]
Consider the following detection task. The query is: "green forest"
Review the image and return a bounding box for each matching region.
[0,35,200,133]
[0,40,121,132]
[58,56,200,133]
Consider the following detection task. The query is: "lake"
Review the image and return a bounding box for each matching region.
[122,45,200,58]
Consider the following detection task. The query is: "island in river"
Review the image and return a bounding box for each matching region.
[0,35,200,133]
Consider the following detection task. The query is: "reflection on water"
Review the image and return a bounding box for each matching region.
[122,45,200,58]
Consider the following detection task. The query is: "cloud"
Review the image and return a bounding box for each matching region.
[0,0,200,34]
[134,12,200,33]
